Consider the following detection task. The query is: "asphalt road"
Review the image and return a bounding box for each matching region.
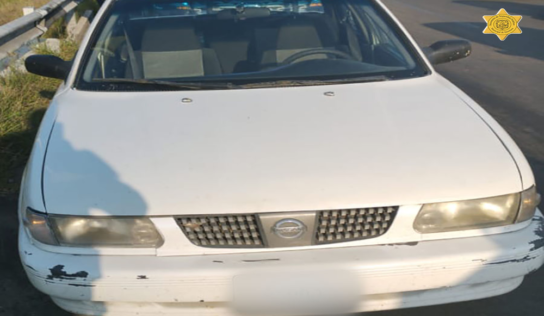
[370,0,544,315]
[1,0,543,315]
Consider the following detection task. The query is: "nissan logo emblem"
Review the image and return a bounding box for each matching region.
[272,219,306,239]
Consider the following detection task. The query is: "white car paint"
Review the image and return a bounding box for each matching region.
[20,212,544,315]
[43,76,521,217]
[18,0,544,314]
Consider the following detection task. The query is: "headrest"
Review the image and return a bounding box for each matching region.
[141,19,201,52]
[276,19,327,50]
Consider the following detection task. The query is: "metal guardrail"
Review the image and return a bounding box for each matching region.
[0,0,72,46]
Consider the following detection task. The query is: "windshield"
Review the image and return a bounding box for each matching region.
[77,0,428,90]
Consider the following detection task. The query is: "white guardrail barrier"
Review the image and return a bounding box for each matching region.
[0,0,79,71]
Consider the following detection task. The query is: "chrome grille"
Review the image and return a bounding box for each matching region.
[176,206,399,248]
[175,215,265,248]
[315,207,398,244]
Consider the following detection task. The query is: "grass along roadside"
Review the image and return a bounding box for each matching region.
[0,40,78,198]
[0,0,101,27]
[0,0,99,198]
[40,0,101,38]
[41,0,100,38]
[0,0,51,26]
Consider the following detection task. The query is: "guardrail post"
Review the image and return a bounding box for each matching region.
[66,10,79,39]
[71,10,94,43]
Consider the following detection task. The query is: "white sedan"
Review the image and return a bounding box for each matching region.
[20,0,543,315]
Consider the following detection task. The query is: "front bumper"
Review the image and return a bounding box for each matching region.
[20,213,544,316]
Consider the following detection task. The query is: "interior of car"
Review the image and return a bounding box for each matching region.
[83,0,417,82]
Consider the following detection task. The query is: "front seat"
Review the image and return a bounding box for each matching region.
[139,19,222,79]
[259,18,336,67]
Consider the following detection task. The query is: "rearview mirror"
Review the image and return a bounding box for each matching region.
[217,7,271,20]
[423,40,472,65]
[25,55,71,80]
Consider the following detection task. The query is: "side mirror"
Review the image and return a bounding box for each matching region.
[423,40,472,65]
[25,55,71,80]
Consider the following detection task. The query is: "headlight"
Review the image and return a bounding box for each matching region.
[414,186,540,233]
[23,209,58,245]
[517,186,541,223]
[23,208,163,248]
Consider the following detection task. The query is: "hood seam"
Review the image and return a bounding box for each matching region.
[41,120,57,213]
[456,97,524,190]
[435,75,524,191]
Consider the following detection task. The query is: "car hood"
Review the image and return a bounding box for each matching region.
[43,76,521,216]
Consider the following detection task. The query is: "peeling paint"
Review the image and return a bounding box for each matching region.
[68,283,95,287]
[384,242,419,247]
[487,255,536,265]
[46,265,89,281]
[529,216,544,251]
[242,259,280,263]
[137,275,148,280]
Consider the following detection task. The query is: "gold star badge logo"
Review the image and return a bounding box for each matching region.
[483,8,522,41]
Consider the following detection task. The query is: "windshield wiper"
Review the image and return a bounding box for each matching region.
[92,78,238,90]
[237,75,389,88]
[91,75,388,90]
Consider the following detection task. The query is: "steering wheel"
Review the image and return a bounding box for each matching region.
[282,48,355,65]
[93,47,116,58]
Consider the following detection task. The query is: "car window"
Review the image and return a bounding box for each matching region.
[77,0,428,91]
